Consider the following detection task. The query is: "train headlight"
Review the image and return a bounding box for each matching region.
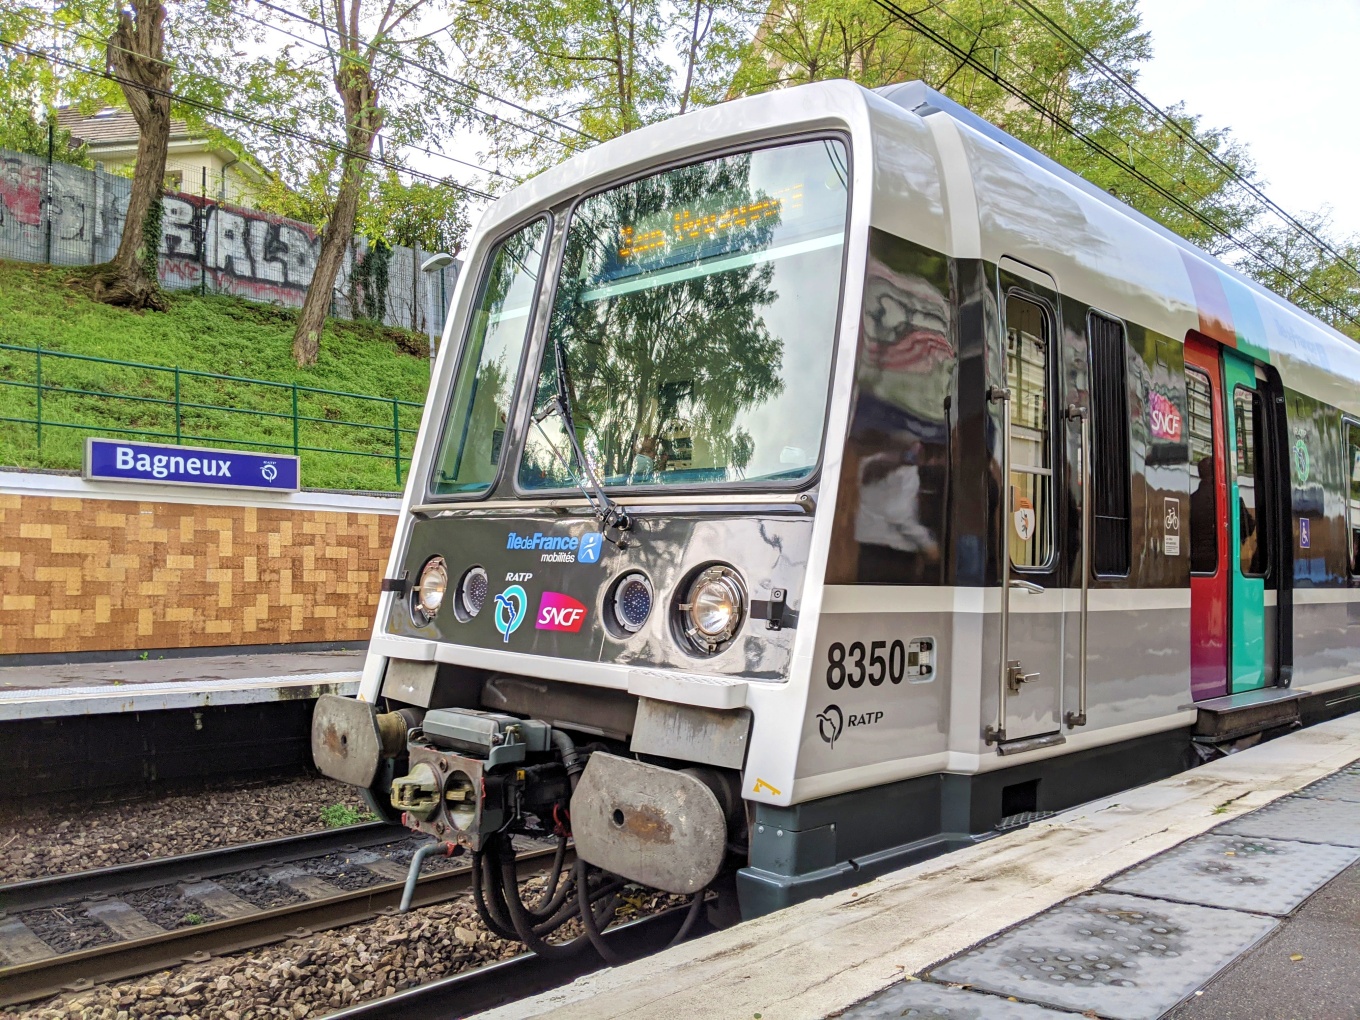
[679,565,746,652]
[413,556,449,621]
[457,565,489,620]
[612,572,653,633]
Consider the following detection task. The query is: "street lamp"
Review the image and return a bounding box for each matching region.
[420,252,457,374]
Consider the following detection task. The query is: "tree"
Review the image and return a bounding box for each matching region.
[1238,212,1360,341]
[0,4,90,164]
[91,0,172,310]
[251,1,470,367]
[452,0,753,167]
[730,0,1261,254]
[7,2,295,309]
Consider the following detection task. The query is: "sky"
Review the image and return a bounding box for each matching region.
[1134,0,1360,239]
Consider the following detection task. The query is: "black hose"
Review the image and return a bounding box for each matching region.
[575,859,626,965]
[471,844,520,941]
[551,729,585,789]
[499,842,594,958]
[667,886,707,948]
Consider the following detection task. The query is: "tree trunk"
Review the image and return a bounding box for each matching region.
[91,0,171,312]
[293,56,382,366]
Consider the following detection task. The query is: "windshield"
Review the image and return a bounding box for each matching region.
[430,218,548,496]
[518,138,849,492]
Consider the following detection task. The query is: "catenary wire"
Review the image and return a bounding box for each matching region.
[864,0,1360,331]
[2,38,495,201]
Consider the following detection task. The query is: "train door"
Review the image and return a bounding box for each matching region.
[1185,337,1230,700]
[1183,337,1279,698]
[1224,349,1275,692]
[995,283,1064,746]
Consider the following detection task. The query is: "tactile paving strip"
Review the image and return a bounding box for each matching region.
[1217,793,1360,847]
[839,981,1074,1019]
[1104,833,1360,915]
[1295,762,1360,804]
[930,892,1276,1020]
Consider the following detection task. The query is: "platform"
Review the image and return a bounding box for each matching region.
[486,714,1360,1020]
[0,650,364,798]
[0,650,362,720]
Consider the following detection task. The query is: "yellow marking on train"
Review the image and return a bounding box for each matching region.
[752,779,782,796]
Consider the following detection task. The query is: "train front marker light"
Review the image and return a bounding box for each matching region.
[612,572,653,633]
[457,565,489,619]
[413,556,449,621]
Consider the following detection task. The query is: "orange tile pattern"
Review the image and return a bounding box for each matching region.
[0,493,396,655]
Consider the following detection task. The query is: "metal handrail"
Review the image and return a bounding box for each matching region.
[985,383,1013,748]
[0,342,424,489]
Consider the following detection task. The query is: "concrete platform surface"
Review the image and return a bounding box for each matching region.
[0,650,365,690]
[481,715,1360,1020]
[0,650,363,720]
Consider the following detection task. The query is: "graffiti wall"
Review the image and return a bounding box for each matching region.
[0,147,454,334]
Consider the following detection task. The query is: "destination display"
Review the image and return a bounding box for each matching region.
[84,438,300,492]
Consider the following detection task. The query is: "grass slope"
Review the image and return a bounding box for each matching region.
[0,260,434,492]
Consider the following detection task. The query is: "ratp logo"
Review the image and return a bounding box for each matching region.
[260,461,278,483]
[493,585,528,642]
[817,705,844,748]
[577,533,603,563]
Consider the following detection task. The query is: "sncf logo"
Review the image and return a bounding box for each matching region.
[536,592,588,633]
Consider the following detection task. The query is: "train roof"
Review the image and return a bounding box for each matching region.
[473,79,1360,414]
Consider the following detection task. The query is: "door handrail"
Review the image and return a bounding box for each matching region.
[1066,404,1090,728]
[985,384,1012,747]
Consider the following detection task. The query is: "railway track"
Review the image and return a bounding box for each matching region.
[0,823,559,1006]
[327,904,715,1020]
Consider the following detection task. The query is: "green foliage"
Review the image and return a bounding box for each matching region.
[729,0,1259,255]
[183,912,205,925]
[319,803,377,828]
[1238,212,1360,340]
[139,198,163,281]
[451,0,755,168]
[0,260,432,491]
[355,239,392,324]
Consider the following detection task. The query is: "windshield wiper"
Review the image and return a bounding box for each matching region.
[532,334,632,539]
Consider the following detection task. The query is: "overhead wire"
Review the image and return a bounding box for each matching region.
[863,0,1360,330]
[54,19,515,187]
[252,0,599,144]
[0,37,495,201]
[1006,0,1360,283]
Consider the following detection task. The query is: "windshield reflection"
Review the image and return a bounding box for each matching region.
[519,138,849,492]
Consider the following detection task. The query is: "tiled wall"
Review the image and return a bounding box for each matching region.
[0,492,398,655]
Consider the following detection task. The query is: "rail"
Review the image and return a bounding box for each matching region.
[0,826,561,1006]
[0,343,424,491]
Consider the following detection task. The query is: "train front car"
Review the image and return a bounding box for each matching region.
[311,81,902,950]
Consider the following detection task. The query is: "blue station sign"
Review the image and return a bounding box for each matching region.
[84,438,300,492]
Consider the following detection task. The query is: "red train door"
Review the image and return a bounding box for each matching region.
[1184,335,1230,699]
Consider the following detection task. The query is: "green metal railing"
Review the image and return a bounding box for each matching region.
[0,343,424,490]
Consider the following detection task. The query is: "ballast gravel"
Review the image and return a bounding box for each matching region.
[0,776,371,884]
[5,888,680,1020]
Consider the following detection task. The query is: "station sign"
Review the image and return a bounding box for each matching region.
[84,438,300,492]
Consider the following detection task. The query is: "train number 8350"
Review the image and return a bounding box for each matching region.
[826,640,909,689]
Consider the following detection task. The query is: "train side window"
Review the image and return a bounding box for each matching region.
[1233,386,1269,577]
[1186,368,1217,575]
[1005,295,1052,569]
[1088,312,1131,575]
[1346,420,1360,574]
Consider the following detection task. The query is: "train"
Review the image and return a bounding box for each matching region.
[311,78,1360,955]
